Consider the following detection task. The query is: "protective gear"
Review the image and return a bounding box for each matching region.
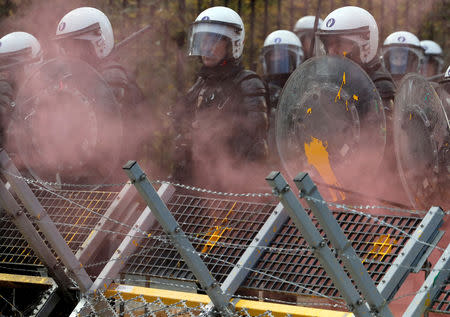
[261,30,304,77]
[0,32,42,71]
[275,56,386,196]
[316,6,379,66]
[99,61,143,106]
[420,40,444,77]
[188,6,244,60]
[261,30,303,154]
[174,62,268,185]
[393,73,449,209]
[9,57,123,188]
[293,16,323,36]
[293,16,323,59]
[446,65,450,79]
[382,31,424,79]
[55,7,114,59]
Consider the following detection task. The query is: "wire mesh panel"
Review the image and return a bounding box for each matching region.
[120,192,424,302]
[123,194,276,284]
[31,187,118,253]
[0,212,40,266]
[245,209,422,298]
[431,277,450,313]
[0,186,119,268]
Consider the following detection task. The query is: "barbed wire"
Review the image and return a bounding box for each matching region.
[1,168,275,198]
[32,215,450,276]
[1,169,449,315]
[0,293,24,317]
[304,195,449,255]
[4,166,447,215]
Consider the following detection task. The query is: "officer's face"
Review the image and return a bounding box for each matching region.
[423,60,439,77]
[325,37,354,57]
[57,39,96,64]
[201,36,228,67]
[390,50,408,66]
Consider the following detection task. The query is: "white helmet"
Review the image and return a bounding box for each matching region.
[261,30,303,76]
[316,6,379,65]
[188,6,244,60]
[445,65,450,79]
[420,40,444,76]
[0,32,42,70]
[55,7,114,59]
[382,31,424,76]
[293,16,323,36]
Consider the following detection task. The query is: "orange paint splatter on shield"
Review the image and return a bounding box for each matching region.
[304,137,345,201]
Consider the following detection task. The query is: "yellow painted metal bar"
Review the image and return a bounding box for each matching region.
[0,273,53,286]
[105,284,354,317]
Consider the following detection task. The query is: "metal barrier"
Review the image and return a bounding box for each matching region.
[0,156,448,316]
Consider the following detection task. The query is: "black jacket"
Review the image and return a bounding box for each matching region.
[174,61,269,181]
[364,58,396,109]
[99,60,144,107]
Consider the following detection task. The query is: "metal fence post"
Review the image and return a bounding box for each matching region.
[0,149,93,292]
[266,171,372,317]
[90,182,175,293]
[0,178,75,302]
[294,172,393,316]
[403,244,450,317]
[122,160,234,316]
[221,202,289,301]
[76,182,138,265]
[378,206,444,301]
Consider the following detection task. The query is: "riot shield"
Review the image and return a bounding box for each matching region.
[7,57,123,188]
[276,56,386,200]
[393,73,449,209]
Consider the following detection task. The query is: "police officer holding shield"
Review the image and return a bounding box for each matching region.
[0,32,43,146]
[316,6,396,110]
[54,7,143,107]
[173,6,269,187]
[382,31,424,82]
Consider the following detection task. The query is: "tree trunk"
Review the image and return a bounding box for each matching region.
[263,0,268,37]
[277,0,281,29]
[249,0,256,71]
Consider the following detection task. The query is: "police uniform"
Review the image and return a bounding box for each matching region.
[174,61,269,184]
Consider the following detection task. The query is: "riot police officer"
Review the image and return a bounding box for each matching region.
[315,6,404,202]
[261,30,304,110]
[54,7,143,106]
[316,6,396,109]
[382,31,424,82]
[174,6,269,187]
[0,32,42,145]
[420,40,444,78]
[260,30,303,154]
[293,16,323,60]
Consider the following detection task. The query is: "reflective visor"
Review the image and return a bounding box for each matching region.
[382,47,421,75]
[261,45,302,75]
[319,36,356,57]
[0,47,33,71]
[421,55,444,76]
[187,22,236,57]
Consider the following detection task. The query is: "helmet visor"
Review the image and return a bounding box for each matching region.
[0,48,33,71]
[261,45,303,75]
[382,47,421,75]
[421,55,444,77]
[188,22,235,57]
[317,35,357,58]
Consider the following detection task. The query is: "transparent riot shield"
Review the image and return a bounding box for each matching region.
[394,73,449,209]
[7,57,123,188]
[276,56,386,200]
